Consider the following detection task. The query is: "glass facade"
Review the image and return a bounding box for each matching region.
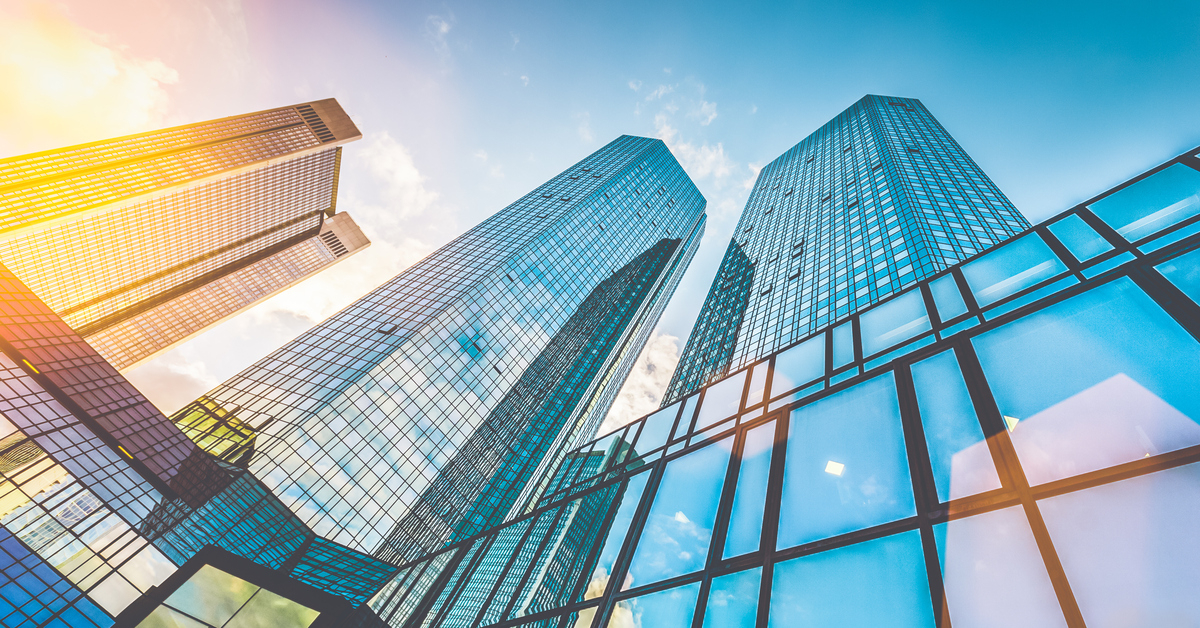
[665,95,1030,402]
[0,99,369,369]
[368,144,1200,628]
[169,135,707,563]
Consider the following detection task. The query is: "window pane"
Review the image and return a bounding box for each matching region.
[676,394,699,440]
[777,375,916,549]
[608,581,701,628]
[580,473,650,601]
[860,289,931,356]
[929,274,968,321]
[226,589,320,628]
[1155,247,1200,305]
[961,234,1068,307]
[972,278,1200,485]
[627,441,732,586]
[767,531,933,627]
[723,422,775,558]
[910,350,1002,502]
[832,322,854,369]
[1088,163,1200,241]
[701,567,761,628]
[746,362,769,407]
[935,507,1065,627]
[1038,463,1200,627]
[770,335,824,397]
[163,565,258,627]
[635,402,680,456]
[696,371,747,431]
[1047,214,1113,262]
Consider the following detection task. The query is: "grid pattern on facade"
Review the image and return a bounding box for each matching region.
[665,95,1029,403]
[0,526,111,628]
[365,146,1200,628]
[170,136,707,556]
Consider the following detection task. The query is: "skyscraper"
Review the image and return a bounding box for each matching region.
[0,99,368,370]
[665,95,1030,403]
[169,135,707,563]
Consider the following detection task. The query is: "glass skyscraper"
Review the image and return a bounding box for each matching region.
[364,142,1200,628]
[665,95,1030,403]
[0,99,369,370]
[168,135,707,564]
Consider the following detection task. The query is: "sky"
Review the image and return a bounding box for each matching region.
[1,0,1198,429]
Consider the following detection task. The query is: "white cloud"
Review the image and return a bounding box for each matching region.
[663,67,672,74]
[673,511,691,524]
[628,79,642,91]
[694,99,717,126]
[645,84,675,101]
[510,32,520,49]
[425,13,455,66]
[744,162,764,191]
[520,74,529,87]
[360,132,440,221]
[576,112,594,143]
[654,114,733,183]
[0,0,179,154]
[600,331,680,433]
[472,149,488,161]
[750,104,758,114]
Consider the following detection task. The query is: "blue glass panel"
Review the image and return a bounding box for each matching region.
[1038,463,1200,626]
[1047,214,1113,262]
[961,233,1068,307]
[973,278,1200,485]
[1080,251,1135,279]
[832,323,854,369]
[859,290,931,357]
[768,382,823,413]
[1088,163,1200,241]
[929,274,968,322]
[609,581,701,628]
[776,375,916,549]
[910,350,1002,502]
[934,507,1065,627]
[723,422,775,558]
[627,441,732,586]
[580,473,650,601]
[675,395,699,440]
[981,275,1078,320]
[767,531,933,627]
[1139,219,1200,252]
[701,567,760,628]
[746,362,769,407]
[695,371,747,431]
[634,402,680,457]
[1155,247,1200,305]
[828,367,859,386]
[770,336,824,397]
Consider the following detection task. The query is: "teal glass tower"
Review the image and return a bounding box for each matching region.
[665,95,1030,403]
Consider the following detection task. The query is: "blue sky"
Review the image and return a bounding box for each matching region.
[1,0,1198,422]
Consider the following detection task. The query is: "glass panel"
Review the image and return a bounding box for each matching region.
[627,440,732,587]
[634,402,680,457]
[163,565,258,626]
[580,472,651,601]
[746,362,769,407]
[935,507,1066,627]
[961,233,1068,307]
[675,395,699,440]
[929,274,968,321]
[910,350,1002,502]
[226,589,321,628]
[695,371,747,431]
[723,422,775,558]
[608,581,701,628]
[1155,247,1200,305]
[767,531,933,627]
[1039,463,1200,626]
[1088,163,1200,241]
[1047,214,1114,262]
[137,606,209,628]
[832,322,854,369]
[701,567,761,628]
[770,335,824,397]
[972,278,1200,485]
[776,375,916,549]
[859,289,931,356]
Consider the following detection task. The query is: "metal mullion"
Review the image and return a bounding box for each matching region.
[692,423,752,628]
[399,545,471,628]
[952,342,1087,628]
[589,460,667,628]
[1127,265,1200,344]
[919,282,943,329]
[425,536,500,628]
[770,516,921,565]
[1074,208,1130,252]
[496,503,576,622]
[1036,225,1086,281]
[469,509,552,628]
[893,364,952,628]
[1030,442,1200,503]
[949,267,981,315]
[755,410,790,628]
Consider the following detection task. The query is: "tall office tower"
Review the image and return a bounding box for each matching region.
[170,136,707,564]
[0,99,368,370]
[664,95,1029,403]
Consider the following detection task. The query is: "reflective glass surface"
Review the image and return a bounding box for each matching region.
[746,362,769,407]
[701,567,761,628]
[582,473,650,601]
[1155,247,1200,304]
[695,371,746,431]
[973,278,1200,485]
[832,322,854,369]
[769,335,824,397]
[929,274,968,321]
[161,566,257,626]
[1046,214,1113,262]
[609,581,700,628]
[1088,163,1200,241]
[723,422,775,558]
[859,289,931,356]
[627,442,731,587]
[961,233,1067,307]
[777,375,916,548]
[634,403,679,456]
[910,350,1002,501]
[768,531,933,627]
